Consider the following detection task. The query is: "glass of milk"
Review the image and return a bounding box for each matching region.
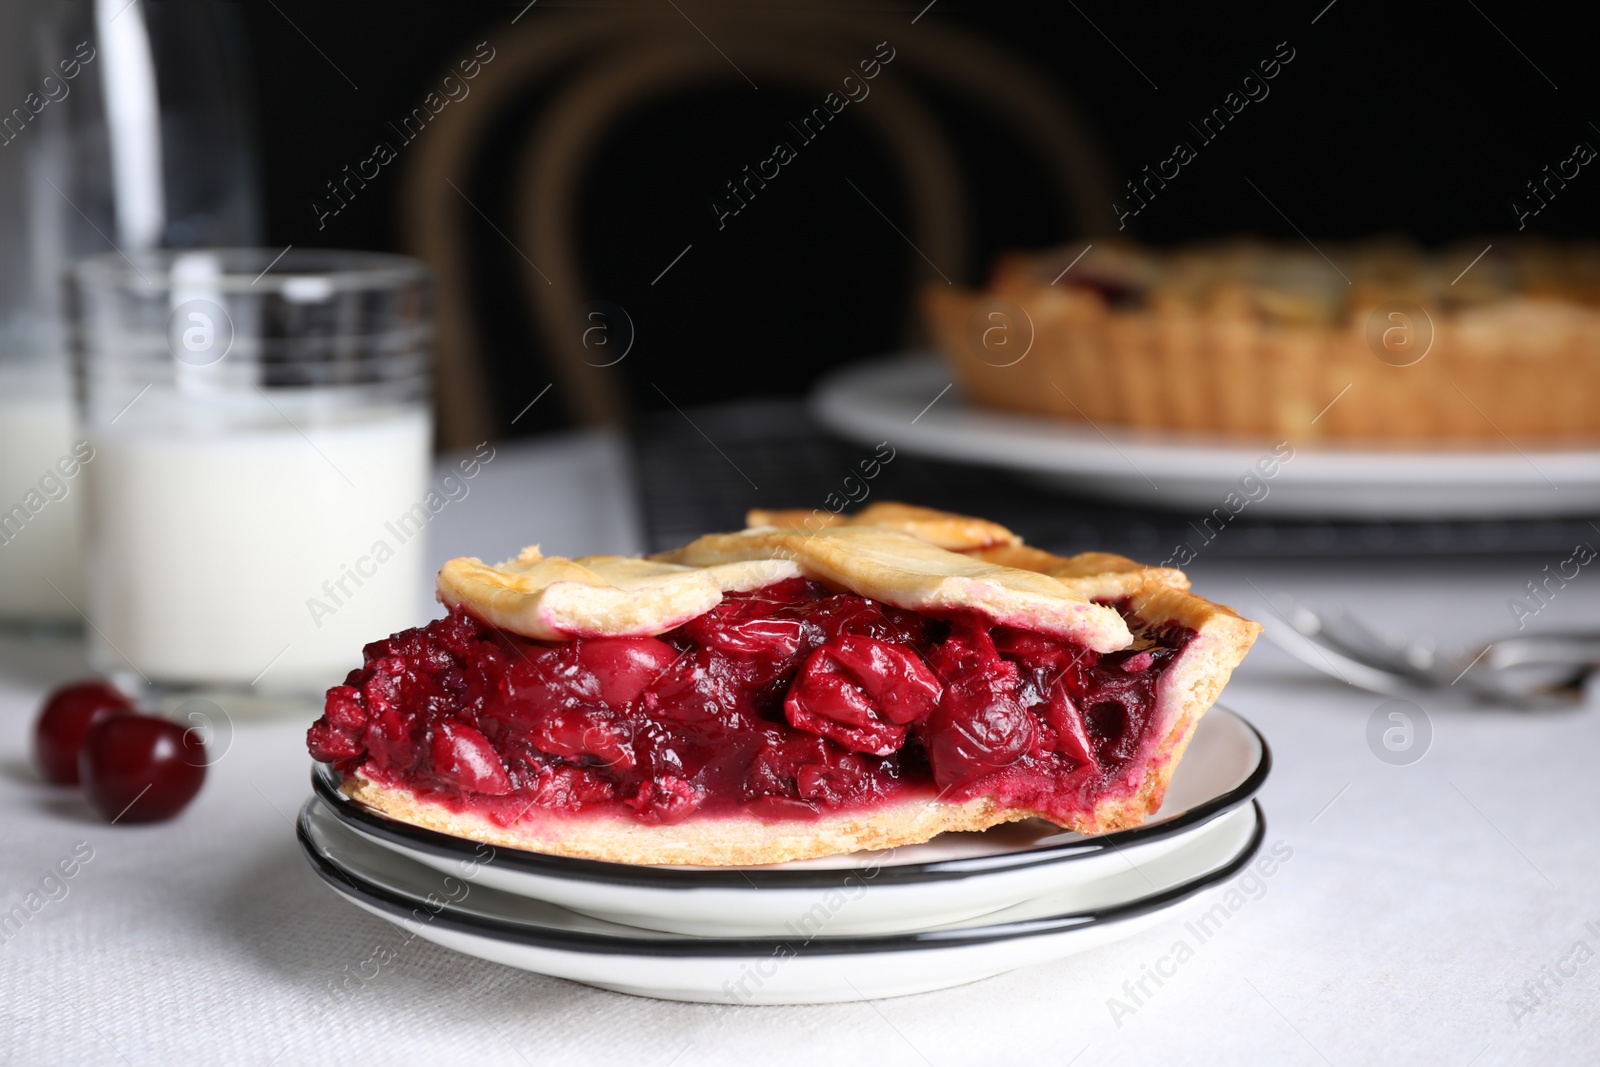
[69,249,433,707]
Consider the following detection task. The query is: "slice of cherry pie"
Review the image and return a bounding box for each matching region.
[306,504,1261,865]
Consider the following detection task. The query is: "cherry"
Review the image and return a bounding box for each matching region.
[519,762,618,811]
[627,775,704,824]
[640,648,761,740]
[1042,687,1099,768]
[430,720,512,795]
[79,713,206,823]
[796,594,889,645]
[504,644,602,716]
[525,707,636,770]
[683,613,805,661]
[743,732,875,806]
[307,685,368,762]
[573,636,679,705]
[823,636,943,725]
[923,682,1035,789]
[672,597,808,690]
[33,680,136,785]
[785,636,942,755]
[922,623,1035,788]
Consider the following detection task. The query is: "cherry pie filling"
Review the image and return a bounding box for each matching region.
[307,579,1195,828]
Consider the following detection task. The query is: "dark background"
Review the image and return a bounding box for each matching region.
[235,0,1599,436]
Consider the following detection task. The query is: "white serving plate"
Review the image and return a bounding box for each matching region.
[311,707,1268,937]
[298,796,1264,1004]
[811,355,1600,519]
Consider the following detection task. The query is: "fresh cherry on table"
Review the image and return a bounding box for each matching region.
[79,713,207,823]
[33,680,135,785]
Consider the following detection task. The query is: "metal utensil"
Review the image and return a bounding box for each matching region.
[1256,595,1593,709]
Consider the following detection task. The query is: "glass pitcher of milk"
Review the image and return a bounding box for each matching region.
[0,0,259,625]
[70,249,433,702]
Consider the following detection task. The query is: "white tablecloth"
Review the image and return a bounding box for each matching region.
[4,429,1598,1065]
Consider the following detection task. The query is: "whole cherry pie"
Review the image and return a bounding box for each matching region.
[306,504,1261,865]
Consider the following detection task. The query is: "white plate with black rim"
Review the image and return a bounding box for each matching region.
[309,707,1269,937]
[298,795,1264,1004]
[811,355,1600,518]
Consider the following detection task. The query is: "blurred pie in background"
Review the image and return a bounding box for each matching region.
[925,239,1600,444]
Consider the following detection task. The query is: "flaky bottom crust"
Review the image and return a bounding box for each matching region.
[339,756,1171,867]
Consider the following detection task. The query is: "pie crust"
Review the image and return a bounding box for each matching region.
[652,525,1131,653]
[324,505,1261,865]
[928,238,1600,443]
[436,549,801,643]
[746,501,1021,550]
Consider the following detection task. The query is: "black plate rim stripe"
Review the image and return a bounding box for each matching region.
[296,799,1266,958]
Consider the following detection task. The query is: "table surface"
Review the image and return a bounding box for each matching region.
[5,429,1598,1066]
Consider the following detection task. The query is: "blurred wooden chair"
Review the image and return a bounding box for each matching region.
[400,2,1111,448]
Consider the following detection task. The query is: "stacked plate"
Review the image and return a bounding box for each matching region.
[297,707,1270,1004]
